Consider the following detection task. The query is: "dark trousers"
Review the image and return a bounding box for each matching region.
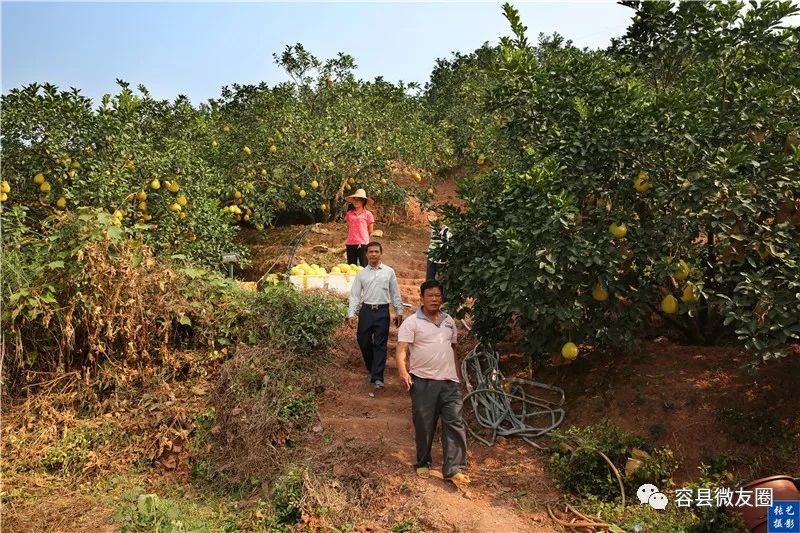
[410,375,468,478]
[426,259,437,281]
[346,245,368,267]
[357,306,389,382]
[425,259,446,301]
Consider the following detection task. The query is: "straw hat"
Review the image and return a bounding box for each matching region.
[345,188,374,205]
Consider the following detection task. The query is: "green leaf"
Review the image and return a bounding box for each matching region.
[182,268,205,280]
[41,293,58,305]
[107,226,124,241]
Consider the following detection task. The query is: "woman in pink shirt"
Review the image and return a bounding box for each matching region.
[344,188,375,267]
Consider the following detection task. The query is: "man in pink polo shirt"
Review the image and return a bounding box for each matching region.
[396,279,469,485]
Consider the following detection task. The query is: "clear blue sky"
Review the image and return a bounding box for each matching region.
[2,1,634,106]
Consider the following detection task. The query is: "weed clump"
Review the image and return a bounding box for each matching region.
[548,420,678,502]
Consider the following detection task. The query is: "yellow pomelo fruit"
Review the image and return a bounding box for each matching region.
[609,222,627,239]
[592,285,609,302]
[40,181,52,193]
[673,260,690,281]
[299,189,307,198]
[137,190,148,201]
[177,195,188,206]
[561,342,579,360]
[243,146,252,156]
[56,197,67,209]
[661,294,679,314]
[269,144,278,154]
[34,173,45,184]
[169,203,182,213]
[634,171,651,193]
[150,179,161,190]
[311,180,319,189]
[1,181,10,193]
[681,284,699,303]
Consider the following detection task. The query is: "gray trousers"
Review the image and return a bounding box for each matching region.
[410,375,468,478]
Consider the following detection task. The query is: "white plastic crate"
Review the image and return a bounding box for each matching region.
[327,273,355,295]
[289,275,327,291]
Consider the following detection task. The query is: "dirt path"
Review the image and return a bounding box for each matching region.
[311,200,559,531]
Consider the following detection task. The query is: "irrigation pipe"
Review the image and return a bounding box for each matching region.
[253,225,312,287]
[458,318,627,510]
[285,225,313,277]
[459,319,566,449]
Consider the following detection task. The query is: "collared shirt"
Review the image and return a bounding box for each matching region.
[344,209,374,245]
[397,307,459,382]
[348,262,404,318]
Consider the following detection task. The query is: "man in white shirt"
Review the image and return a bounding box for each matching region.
[396,279,469,485]
[347,241,404,389]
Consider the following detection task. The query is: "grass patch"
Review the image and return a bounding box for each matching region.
[391,517,425,533]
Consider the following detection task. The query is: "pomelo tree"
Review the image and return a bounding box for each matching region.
[1,82,243,269]
[2,45,454,270]
[424,43,509,169]
[437,1,800,362]
[205,44,454,227]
